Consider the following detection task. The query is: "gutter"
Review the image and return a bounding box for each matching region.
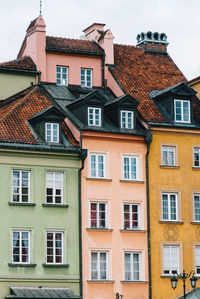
[0,67,40,75]
[145,127,153,299]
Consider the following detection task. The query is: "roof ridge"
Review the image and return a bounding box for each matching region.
[46,35,88,42]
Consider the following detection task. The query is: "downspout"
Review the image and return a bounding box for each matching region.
[78,129,87,298]
[102,53,105,89]
[145,126,153,299]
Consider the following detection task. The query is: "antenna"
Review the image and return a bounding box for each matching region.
[40,0,42,14]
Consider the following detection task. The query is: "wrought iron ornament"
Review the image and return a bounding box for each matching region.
[40,0,42,14]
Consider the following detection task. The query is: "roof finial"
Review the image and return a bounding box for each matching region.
[40,0,42,14]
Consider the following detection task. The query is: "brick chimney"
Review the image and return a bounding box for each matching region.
[136,31,169,54]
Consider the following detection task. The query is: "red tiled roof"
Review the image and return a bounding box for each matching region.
[111,44,187,123]
[46,36,104,56]
[0,56,37,72]
[0,86,78,147]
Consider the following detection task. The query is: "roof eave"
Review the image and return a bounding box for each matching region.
[46,48,104,57]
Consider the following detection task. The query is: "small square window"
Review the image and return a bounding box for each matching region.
[124,204,140,229]
[163,245,179,275]
[121,110,134,129]
[161,193,178,221]
[123,156,138,180]
[90,154,105,178]
[56,66,68,86]
[45,123,59,143]
[81,68,92,88]
[88,107,101,126]
[91,251,108,280]
[46,172,63,204]
[174,99,190,123]
[90,202,107,228]
[12,170,30,203]
[162,146,175,166]
[124,252,141,281]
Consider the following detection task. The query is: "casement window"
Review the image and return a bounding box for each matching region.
[162,146,175,166]
[124,252,141,281]
[56,66,68,86]
[46,172,63,204]
[90,154,105,178]
[174,99,190,123]
[162,193,178,221]
[81,68,92,88]
[195,246,200,275]
[163,245,179,275]
[123,156,138,180]
[124,204,140,229]
[193,194,200,221]
[88,107,101,126]
[121,110,134,129]
[45,123,59,143]
[46,231,63,264]
[91,251,108,280]
[193,147,200,167]
[12,231,30,263]
[90,202,107,228]
[12,170,30,203]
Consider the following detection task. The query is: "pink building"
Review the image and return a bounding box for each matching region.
[18,15,149,298]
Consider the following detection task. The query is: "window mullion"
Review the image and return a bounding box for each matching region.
[53,233,55,264]
[97,252,100,279]
[19,171,22,203]
[19,232,22,263]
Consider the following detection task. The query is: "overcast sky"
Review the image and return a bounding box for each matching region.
[1,0,200,80]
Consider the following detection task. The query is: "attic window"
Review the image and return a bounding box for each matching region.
[56,66,68,86]
[88,107,101,126]
[45,123,59,143]
[121,110,134,129]
[174,100,190,123]
[81,68,92,88]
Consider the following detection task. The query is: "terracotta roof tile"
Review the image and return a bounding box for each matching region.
[0,56,37,71]
[111,44,187,123]
[46,36,104,56]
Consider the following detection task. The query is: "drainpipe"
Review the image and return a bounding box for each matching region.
[145,127,153,299]
[102,53,105,89]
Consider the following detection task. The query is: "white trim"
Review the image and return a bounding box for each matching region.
[123,155,138,180]
[90,202,107,228]
[56,66,68,86]
[46,231,64,264]
[123,203,140,230]
[193,147,200,167]
[174,99,191,123]
[90,153,106,178]
[124,251,141,281]
[120,110,134,129]
[81,68,92,88]
[45,123,59,143]
[88,107,101,127]
[46,172,63,204]
[12,170,30,203]
[162,145,175,166]
[90,250,108,280]
[12,230,30,264]
[161,192,178,221]
[162,244,179,275]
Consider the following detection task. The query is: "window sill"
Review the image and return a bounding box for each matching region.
[85,177,112,182]
[42,204,69,208]
[8,263,36,267]
[87,280,114,284]
[159,220,183,224]
[120,229,146,233]
[86,228,113,232]
[8,202,36,206]
[160,165,179,169]
[160,274,176,278]
[42,263,69,268]
[120,280,148,284]
[191,221,200,225]
[192,167,200,170]
[120,180,144,184]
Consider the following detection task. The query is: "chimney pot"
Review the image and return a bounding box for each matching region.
[136,31,169,54]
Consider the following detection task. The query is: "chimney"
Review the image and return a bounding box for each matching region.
[83,23,106,42]
[136,31,169,54]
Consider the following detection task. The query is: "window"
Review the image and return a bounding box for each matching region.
[91,251,108,280]
[90,154,105,178]
[124,252,140,281]
[163,245,179,275]
[162,146,175,166]
[124,204,140,229]
[194,194,200,221]
[90,202,107,228]
[12,170,30,203]
[195,246,200,275]
[81,68,92,88]
[121,110,134,129]
[56,66,68,86]
[45,123,59,143]
[88,107,101,126]
[12,231,30,263]
[194,147,200,167]
[46,172,63,204]
[123,156,138,180]
[46,231,63,264]
[174,99,190,123]
[162,193,178,221]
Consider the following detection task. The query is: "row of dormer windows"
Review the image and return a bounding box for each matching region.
[56,66,92,88]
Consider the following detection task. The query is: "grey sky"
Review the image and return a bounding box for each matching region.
[1,0,200,80]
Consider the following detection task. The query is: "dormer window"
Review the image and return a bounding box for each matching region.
[81,68,92,88]
[121,110,134,129]
[45,123,59,143]
[56,66,68,86]
[174,99,190,123]
[88,107,101,126]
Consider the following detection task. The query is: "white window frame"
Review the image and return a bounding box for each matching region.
[124,252,141,281]
[46,172,63,204]
[91,251,108,280]
[163,245,179,275]
[195,245,200,275]
[123,156,138,180]
[90,202,107,228]
[121,110,134,129]
[46,231,64,264]
[123,203,140,230]
[12,170,30,203]
[45,123,59,143]
[88,107,101,127]
[90,153,106,178]
[174,99,190,123]
[56,66,68,86]
[162,146,175,166]
[193,147,200,167]
[193,194,200,222]
[81,68,92,88]
[161,193,178,221]
[12,230,30,264]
